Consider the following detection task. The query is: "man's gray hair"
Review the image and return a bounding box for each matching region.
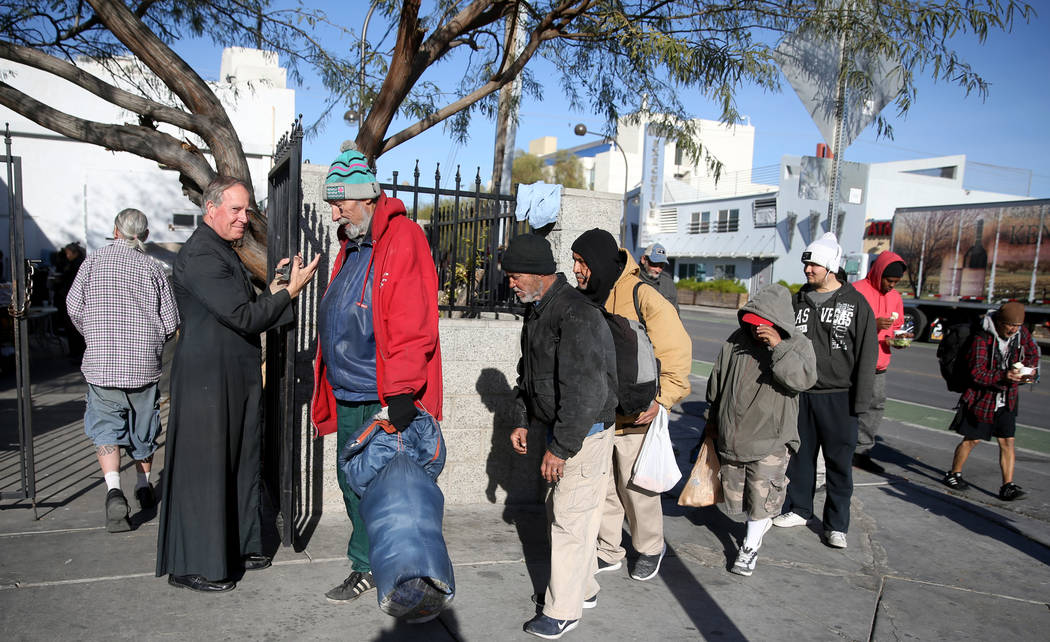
[115,208,149,253]
[202,176,251,211]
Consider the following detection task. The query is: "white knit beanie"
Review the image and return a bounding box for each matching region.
[801,232,842,272]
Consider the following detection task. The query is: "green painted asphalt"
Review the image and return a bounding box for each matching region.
[691,359,1050,454]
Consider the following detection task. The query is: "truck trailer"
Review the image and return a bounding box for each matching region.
[848,198,1049,343]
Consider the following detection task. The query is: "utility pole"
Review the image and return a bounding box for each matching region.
[491,7,523,195]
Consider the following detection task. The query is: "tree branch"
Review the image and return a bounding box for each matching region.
[0,80,214,189]
[0,40,201,132]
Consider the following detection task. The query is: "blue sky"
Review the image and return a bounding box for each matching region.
[177,6,1050,198]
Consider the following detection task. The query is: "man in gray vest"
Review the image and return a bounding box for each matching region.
[638,243,679,313]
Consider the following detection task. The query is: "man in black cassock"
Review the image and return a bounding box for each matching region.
[156,176,318,592]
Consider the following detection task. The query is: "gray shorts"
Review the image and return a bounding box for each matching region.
[720,447,790,521]
[84,383,161,461]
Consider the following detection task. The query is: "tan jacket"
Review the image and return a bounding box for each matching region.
[605,251,692,433]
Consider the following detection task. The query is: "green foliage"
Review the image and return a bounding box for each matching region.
[552,150,584,189]
[678,278,748,293]
[776,279,804,294]
[512,152,544,186]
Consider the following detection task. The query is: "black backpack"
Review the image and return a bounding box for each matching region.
[604,282,661,415]
[937,322,978,393]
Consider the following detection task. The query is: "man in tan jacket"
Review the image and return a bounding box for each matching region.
[571,228,692,581]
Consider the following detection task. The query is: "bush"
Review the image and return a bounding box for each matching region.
[677,278,748,293]
[776,279,804,294]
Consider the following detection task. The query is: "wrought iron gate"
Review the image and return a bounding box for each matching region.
[264,118,303,547]
[2,125,36,511]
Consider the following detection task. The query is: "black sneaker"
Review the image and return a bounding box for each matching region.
[630,544,666,581]
[523,614,578,639]
[325,571,375,603]
[594,557,622,574]
[999,482,1027,501]
[105,488,132,533]
[853,453,886,475]
[942,472,969,490]
[135,484,156,510]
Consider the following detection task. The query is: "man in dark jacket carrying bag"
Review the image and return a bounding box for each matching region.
[503,234,618,640]
[773,233,877,550]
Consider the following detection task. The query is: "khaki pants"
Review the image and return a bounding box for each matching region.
[596,431,665,564]
[544,428,614,621]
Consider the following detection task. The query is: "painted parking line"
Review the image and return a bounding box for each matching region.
[691,359,1050,455]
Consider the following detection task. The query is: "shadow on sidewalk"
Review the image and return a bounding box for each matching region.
[870,441,1003,501]
[877,482,1050,566]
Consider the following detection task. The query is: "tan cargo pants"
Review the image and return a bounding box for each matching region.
[596,431,665,564]
[544,427,614,621]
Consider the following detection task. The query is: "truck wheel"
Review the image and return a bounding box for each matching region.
[903,307,928,341]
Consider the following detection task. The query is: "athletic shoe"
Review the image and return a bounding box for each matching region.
[942,472,969,490]
[730,546,758,577]
[852,453,886,475]
[135,483,156,510]
[105,488,132,533]
[772,512,808,528]
[325,571,375,602]
[524,614,578,639]
[825,530,848,549]
[594,558,622,574]
[583,594,597,609]
[999,482,1027,501]
[630,544,666,581]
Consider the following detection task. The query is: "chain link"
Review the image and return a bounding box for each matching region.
[7,260,34,319]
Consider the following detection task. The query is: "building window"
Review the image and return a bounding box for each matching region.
[688,211,709,234]
[714,264,735,280]
[674,144,685,166]
[753,198,777,228]
[678,262,702,280]
[715,208,739,232]
[658,207,677,234]
[172,212,202,229]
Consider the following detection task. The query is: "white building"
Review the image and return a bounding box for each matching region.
[528,115,762,251]
[0,47,295,268]
[645,154,1028,294]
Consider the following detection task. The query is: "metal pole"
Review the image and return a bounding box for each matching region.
[358,2,380,129]
[826,26,848,236]
[1030,204,1045,302]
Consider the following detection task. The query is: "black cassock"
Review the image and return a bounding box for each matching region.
[156,223,292,581]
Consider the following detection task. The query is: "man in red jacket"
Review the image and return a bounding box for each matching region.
[852,251,909,474]
[310,142,443,603]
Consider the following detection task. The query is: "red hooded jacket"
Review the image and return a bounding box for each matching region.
[310,193,443,436]
[853,251,905,372]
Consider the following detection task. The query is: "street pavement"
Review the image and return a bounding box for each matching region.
[3,313,1050,641]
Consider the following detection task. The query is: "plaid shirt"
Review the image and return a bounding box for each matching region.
[961,324,1039,423]
[66,240,180,388]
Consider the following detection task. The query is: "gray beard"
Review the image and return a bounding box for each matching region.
[340,213,373,240]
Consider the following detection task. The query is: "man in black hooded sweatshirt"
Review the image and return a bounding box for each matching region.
[773,232,877,550]
[570,228,692,582]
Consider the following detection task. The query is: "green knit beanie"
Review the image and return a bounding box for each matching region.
[324,141,380,202]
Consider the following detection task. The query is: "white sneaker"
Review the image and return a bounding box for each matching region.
[825,530,847,548]
[729,546,758,577]
[772,512,808,528]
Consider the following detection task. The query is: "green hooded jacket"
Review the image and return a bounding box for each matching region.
[705,284,818,462]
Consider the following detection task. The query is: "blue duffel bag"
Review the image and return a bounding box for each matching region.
[338,410,454,622]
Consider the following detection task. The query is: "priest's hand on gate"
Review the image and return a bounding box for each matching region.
[285,253,321,299]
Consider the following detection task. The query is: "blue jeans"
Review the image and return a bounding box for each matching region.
[84,382,161,460]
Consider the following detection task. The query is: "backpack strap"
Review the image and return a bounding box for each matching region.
[633,280,655,330]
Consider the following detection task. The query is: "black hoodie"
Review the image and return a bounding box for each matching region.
[571,228,624,305]
[792,280,878,415]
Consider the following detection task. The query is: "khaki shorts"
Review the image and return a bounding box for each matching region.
[720,447,790,520]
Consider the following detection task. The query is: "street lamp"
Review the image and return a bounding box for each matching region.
[344,1,381,129]
[574,123,629,246]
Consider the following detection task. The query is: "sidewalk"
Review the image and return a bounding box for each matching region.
[2,361,1050,641]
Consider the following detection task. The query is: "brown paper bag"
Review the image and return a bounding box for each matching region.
[677,435,723,507]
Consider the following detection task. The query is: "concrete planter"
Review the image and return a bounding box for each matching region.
[677,288,747,309]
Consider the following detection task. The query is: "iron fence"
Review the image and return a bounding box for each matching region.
[382,163,527,317]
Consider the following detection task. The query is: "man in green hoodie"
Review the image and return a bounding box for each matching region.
[706,284,817,576]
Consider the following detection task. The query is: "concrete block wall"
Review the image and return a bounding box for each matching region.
[290,170,621,522]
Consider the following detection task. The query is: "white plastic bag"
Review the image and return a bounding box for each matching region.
[630,405,681,493]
